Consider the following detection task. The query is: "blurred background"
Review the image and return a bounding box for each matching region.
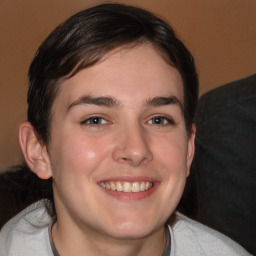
[0,0,256,171]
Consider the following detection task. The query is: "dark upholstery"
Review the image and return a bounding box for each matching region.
[0,165,52,229]
[179,73,256,255]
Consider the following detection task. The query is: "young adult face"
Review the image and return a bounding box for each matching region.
[21,43,195,248]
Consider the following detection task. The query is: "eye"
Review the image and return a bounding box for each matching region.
[148,116,174,125]
[81,116,108,126]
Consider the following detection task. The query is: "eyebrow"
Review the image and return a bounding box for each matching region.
[67,95,183,112]
[67,95,121,112]
[145,96,184,111]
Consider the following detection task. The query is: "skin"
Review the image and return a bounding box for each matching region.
[20,43,195,256]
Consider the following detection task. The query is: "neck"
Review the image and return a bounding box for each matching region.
[52,221,167,256]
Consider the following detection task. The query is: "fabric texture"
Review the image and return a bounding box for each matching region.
[0,201,251,256]
[179,73,256,255]
[0,201,53,256]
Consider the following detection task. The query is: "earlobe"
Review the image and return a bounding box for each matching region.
[186,123,196,177]
[19,121,52,180]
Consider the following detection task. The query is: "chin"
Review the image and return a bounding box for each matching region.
[102,216,163,240]
[107,226,153,240]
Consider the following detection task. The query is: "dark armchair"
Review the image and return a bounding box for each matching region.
[179,73,256,255]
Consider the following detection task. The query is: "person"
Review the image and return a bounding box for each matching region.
[0,3,251,256]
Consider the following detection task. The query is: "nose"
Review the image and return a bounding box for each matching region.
[112,124,153,167]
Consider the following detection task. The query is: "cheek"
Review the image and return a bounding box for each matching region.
[153,134,189,169]
[51,132,112,178]
[151,132,190,196]
[150,134,189,218]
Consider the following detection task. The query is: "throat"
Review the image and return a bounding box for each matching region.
[49,220,170,256]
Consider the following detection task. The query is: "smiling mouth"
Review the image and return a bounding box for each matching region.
[100,181,153,193]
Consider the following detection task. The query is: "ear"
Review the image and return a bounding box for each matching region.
[186,123,196,177]
[19,121,52,180]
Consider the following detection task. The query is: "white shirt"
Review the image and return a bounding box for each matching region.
[0,200,251,256]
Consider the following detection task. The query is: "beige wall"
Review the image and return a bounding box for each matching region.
[0,0,256,171]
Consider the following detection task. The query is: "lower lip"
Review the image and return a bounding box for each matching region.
[100,182,159,201]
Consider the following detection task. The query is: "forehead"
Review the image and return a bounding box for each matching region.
[53,43,184,110]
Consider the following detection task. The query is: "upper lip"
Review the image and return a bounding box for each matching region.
[98,175,160,183]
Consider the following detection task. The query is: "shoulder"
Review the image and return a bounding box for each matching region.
[168,212,252,256]
[0,200,53,256]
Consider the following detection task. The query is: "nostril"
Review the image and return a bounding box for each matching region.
[112,141,153,167]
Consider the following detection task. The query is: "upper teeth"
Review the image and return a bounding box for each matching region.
[100,181,153,193]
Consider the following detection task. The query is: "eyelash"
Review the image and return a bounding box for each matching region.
[80,115,174,127]
[147,116,175,126]
[80,116,109,126]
